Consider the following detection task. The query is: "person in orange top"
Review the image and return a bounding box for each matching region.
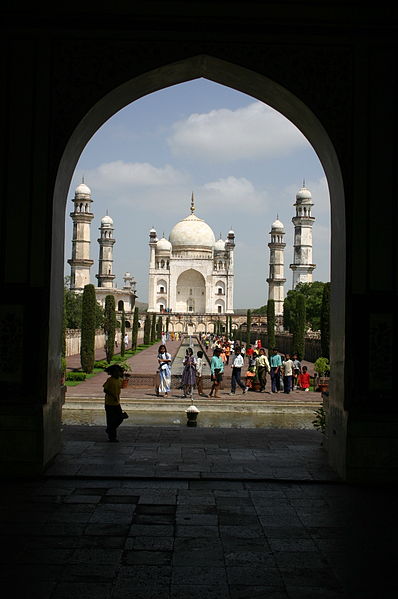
[298,365,311,392]
[103,364,128,442]
[224,344,231,365]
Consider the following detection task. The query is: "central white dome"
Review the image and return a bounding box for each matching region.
[169,213,215,250]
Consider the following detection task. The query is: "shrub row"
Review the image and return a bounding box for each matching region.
[66,372,87,381]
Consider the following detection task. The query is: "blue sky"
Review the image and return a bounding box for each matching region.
[64,78,330,308]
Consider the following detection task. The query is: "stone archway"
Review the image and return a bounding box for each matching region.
[51,55,344,474]
[176,269,206,313]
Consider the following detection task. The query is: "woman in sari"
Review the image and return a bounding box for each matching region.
[157,344,172,398]
[181,347,196,397]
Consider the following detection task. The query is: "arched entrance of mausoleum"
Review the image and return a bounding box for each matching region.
[55,57,346,477]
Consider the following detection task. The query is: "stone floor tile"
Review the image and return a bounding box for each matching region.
[285,588,348,598]
[84,523,131,536]
[170,585,229,598]
[128,524,174,537]
[176,524,219,537]
[219,525,264,539]
[172,565,227,586]
[226,565,284,587]
[124,550,172,565]
[112,579,170,599]
[224,550,277,567]
[125,535,174,551]
[50,582,112,599]
[69,546,123,564]
[176,513,218,525]
[279,567,342,590]
[117,565,172,586]
[267,538,319,552]
[61,563,118,581]
[229,587,289,599]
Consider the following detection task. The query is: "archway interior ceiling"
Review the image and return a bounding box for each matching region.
[65,54,345,193]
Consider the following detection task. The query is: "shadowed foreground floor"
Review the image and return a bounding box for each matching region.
[1,426,396,599]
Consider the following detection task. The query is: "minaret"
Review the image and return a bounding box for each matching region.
[147,226,158,312]
[68,181,94,291]
[96,213,116,288]
[267,217,286,316]
[225,228,235,314]
[290,182,316,288]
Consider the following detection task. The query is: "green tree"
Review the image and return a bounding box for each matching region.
[289,282,325,331]
[132,307,139,350]
[64,281,103,330]
[246,309,252,346]
[64,286,82,329]
[267,299,276,349]
[157,316,163,340]
[120,307,126,357]
[292,293,306,359]
[165,315,170,333]
[320,282,331,359]
[252,304,268,315]
[283,297,293,332]
[150,313,157,342]
[80,284,96,373]
[143,314,151,344]
[104,294,116,363]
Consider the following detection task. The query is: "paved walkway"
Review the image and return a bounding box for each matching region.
[2,425,397,599]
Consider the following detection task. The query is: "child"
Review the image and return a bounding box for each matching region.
[181,347,196,397]
[196,350,207,397]
[103,364,128,442]
[298,365,311,392]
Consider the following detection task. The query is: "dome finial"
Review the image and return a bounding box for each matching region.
[303,178,306,188]
[190,192,195,214]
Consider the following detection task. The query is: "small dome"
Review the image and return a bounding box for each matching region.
[214,238,226,251]
[157,237,172,252]
[272,219,284,230]
[75,182,91,197]
[296,186,312,202]
[101,215,113,226]
[169,213,215,250]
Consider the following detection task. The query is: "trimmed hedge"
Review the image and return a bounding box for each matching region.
[66,372,87,381]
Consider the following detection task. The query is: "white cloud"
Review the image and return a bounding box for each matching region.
[168,102,307,161]
[200,176,270,212]
[84,161,187,190]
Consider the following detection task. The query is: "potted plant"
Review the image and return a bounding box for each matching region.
[118,361,132,388]
[313,357,330,392]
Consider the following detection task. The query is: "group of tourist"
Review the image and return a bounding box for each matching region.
[101,338,312,442]
[155,339,312,398]
[268,349,311,394]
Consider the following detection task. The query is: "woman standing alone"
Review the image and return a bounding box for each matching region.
[157,344,172,398]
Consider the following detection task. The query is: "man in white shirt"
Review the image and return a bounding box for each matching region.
[282,353,294,394]
[230,349,248,395]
